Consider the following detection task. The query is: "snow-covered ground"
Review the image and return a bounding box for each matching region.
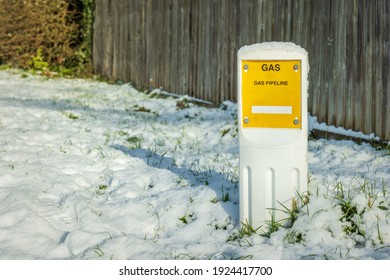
[0,70,389,260]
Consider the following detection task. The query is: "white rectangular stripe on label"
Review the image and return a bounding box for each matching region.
[251,105,292,114]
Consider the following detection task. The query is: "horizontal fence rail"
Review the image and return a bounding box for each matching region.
[93,0,389,140]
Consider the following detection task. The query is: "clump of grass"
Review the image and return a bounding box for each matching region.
[178,213,194,225]
[284,229,304,244]
[220,185,230,202]
[267,190,310,230]
[261,214,283,238]
[227,219,264,244]
[373,140,390,156]
[28,49,49,74]
[7,161,15,170]
[238,220,262,237]
[338,198,363,236]
[64,112,79,120]
[95,184,108,195]
[0,63,12,70]
[176,98,190,110]
[219,125,238,138]
[125,136,142,149]
[178,216,187,224]
[376,215,384,245]
[209,186,231,204]
[93,245,104,257]
[222,192,230,202]
[132,105,152,113]
[219,161,239,184]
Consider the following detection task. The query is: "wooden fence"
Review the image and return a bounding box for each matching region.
[93,0,390,140]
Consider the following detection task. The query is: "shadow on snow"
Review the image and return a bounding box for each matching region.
[111,144,239,225]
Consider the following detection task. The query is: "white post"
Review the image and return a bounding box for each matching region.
[238,42,309,230]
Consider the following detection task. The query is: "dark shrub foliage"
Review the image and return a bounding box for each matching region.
[0,0,93,76]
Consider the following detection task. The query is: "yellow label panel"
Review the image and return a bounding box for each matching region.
[241,60,301,129]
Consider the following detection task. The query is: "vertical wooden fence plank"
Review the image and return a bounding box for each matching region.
[103,0,113,79]
[354,0,365,135]
[364,0,374,136]
[345,1,358,131]
[334,0,347,128]
[383,1,390,140]
[93,0,103,75]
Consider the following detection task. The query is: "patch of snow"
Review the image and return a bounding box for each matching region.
[309,115,381,141]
